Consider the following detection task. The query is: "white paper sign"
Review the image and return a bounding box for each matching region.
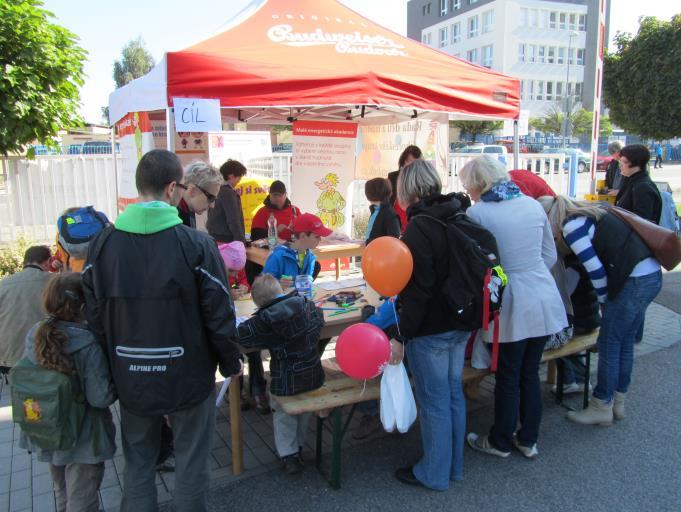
[173,98,222,132]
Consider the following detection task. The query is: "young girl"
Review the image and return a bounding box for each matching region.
[19,273,116,512]
[364,177,401,244]
[218,241,250,300]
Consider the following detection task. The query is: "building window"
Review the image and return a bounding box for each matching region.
[518,43,526,63]
[540,10,549,28]
[422,32,432,45]
[568,47,575,65]
[559,13,566,30]
[453,0,461,10]
[549,12,557,29]
[557,47,565,64]
[482,45,493,68]
[530,9,538,27]
[482,10,494,33]
[520,80,525,100]
[548,46,555,64]
[440,0,448,16]
[538,46,545,63]
[468,16,479,38]
[575,82,583,101]
[466,48,478,63]
[537,80,544,101]
[528,80,534,101]
[528,44,536,63]
[469,0,478,4]
[577,48,585,65]
[556,81,563,100]
[546,81,553,101]
[439,27,448,47]
[568,13,577,31]
[578,14,587,31]
[520,8,528,27]
[451,22,461,43]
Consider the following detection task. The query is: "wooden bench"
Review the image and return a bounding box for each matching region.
[271,331,598,489]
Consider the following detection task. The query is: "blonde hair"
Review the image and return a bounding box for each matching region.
[459,155,509,194]
[251,273,284,307]
[537,195,607,254]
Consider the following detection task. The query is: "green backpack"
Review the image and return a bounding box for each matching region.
[9,357,87,451]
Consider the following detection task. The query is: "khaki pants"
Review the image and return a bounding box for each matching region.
[49,462,105,512]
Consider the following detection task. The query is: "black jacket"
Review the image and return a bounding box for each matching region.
[398,193,469,340]
[565,254,600,334]
[82,225,241,416]
[605,159,622,190]
[615,171,662,224]
[206,184,246,243]
[177,199,196,228]
[366,202,401,243]
[235,293,325,396]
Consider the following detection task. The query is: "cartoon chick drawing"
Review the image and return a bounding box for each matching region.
[23,399,42,422]
[314,173,346,229]
[134,112,143,161]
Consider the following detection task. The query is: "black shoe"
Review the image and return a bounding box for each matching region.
[395,466,422,487]
[282,454,304,475]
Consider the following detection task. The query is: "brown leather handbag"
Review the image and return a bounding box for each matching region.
[609,206,681,271]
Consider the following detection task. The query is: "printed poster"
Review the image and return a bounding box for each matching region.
[208,131,272,169]
[234,177,274,237]
[115,112,154,211]
[290,120,358,235]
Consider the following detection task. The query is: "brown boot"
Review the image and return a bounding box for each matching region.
[567,396,613,426]
[613,391,626,420]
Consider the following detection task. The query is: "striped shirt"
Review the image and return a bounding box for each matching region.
[562,216,608,303]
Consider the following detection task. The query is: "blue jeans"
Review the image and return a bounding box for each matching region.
[405,330,469,490]
[593,271,662,402]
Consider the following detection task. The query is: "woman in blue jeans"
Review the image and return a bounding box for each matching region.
[388,159,472,490]
[542,196,662,425]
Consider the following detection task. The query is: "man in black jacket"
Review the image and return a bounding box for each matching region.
[616,144,662,224]
[83,149,242,512]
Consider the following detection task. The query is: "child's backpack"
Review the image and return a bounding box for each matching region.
[659,191,680,234]
[412,213,508,370]
[9,357,87,451]
[57,206,109,271]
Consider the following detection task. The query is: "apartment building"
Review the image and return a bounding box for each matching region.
[407,0,610,118]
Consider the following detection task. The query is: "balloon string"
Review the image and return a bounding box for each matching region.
[360,379,367,397]
[390,297,402,337]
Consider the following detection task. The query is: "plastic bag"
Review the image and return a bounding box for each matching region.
[471,332,491,369]
[380,362,417,433]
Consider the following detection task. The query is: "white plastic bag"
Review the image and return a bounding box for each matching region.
[380,362,417,433]
[471,333,491,369]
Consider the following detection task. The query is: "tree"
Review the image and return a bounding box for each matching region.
[530,107,564,135]
[450,120,503,142]
[113,37,155,89]
[603,15,681,139]
[0,0,86,156]
[571,108,613,138]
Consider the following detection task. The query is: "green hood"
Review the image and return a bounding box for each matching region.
[115,201,182,234]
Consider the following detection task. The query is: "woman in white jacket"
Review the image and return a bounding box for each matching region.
[460,156,567,459]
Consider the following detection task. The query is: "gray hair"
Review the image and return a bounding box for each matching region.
[607,140,624,155]
[397,159,441,206]
[184,161,223,189]
[251,273,284,307]
[459,155,509,194]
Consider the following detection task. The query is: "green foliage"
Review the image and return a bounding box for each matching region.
[531,107,613,138]
[0,0,86,156]
[352,211,370,241]
[0,237,34,278]
[113,37,155,89]
[530,107,564,135]
[450,121,503,142]
[603,15,681,139]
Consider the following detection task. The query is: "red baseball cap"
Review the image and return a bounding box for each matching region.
[292,213,333,236]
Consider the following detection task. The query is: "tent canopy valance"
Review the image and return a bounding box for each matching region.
[109,0,520,126]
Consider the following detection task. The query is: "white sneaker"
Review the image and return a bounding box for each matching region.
[551,382,592,395]
[466,433,510,458]
[513,435,539,459]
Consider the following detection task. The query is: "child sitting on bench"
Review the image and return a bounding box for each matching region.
[234,273,325,475]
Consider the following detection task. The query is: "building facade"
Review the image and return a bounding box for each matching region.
[407,0,609,119]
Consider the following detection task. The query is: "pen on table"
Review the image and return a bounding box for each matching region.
[329,307,360,317]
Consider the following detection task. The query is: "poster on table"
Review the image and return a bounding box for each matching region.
[355,117,449,188]
[290,120,358,235]
[115,112,154,211]
[207,131,272,170]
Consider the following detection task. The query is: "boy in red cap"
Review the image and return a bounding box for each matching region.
[262,213,331,289]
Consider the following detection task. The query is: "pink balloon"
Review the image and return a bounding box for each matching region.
[335,323,391,380]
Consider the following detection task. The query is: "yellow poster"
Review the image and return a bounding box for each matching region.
[235,177,273,236]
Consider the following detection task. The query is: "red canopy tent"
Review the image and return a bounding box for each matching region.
[109,0,520,126]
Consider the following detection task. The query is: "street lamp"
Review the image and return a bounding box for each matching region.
[563,31,579,149]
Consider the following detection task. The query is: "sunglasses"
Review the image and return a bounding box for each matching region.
[176,182,216,204]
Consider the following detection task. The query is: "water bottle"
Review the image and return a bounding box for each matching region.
[294,274,313,300]
[267,213,277,250]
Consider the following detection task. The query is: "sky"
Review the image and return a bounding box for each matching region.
[41,0,679,125]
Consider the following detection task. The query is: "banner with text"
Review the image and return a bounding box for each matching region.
[116,112,154,211]
[355,118,449,188]
[291,121,358,234]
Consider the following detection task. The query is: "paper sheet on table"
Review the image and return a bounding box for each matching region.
[315,278,366,291]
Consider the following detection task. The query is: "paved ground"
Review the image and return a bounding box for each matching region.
[1,270,680,512]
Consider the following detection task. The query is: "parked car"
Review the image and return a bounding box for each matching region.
[597,153,614,170]
[541,148,591,173]
[459,144,509,164]
[82,141,113,154]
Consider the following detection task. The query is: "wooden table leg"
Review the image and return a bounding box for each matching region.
[229,377,243,475]
[335,258,341,280]
[546,360,557,385]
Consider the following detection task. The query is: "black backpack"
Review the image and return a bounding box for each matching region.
[413,213,507,368]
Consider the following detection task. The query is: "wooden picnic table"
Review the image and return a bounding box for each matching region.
[226,283,380,476]
[246,241,365,279]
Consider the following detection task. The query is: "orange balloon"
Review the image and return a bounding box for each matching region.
[362,237,414,296]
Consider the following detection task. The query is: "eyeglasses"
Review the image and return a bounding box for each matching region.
[176,182,216,203]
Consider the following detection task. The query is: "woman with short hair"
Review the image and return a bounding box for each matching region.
[460,155,567,460]
[178,161,223,228]
[206,159,248,243]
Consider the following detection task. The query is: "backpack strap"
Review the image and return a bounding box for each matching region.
[490,310,500,373]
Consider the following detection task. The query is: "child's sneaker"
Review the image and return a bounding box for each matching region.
[551,382,592,395]
[466,433,510,458]
[282,453,304,475]
[512,435,539,459]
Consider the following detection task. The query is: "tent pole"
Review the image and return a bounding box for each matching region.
[513,120,519,169]
[111,126,119,215]
[166,107,175,151]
